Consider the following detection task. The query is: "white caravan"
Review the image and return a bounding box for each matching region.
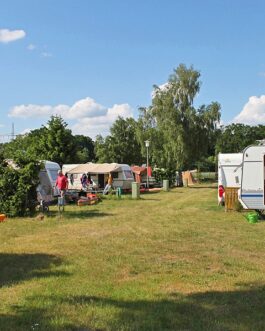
[37,161,61,202]
[6,159,61,203]
[218,153,243,203]
[238,144,265,210]
[66,163,134,191]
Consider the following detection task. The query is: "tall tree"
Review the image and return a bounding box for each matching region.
[38,116,77,165]
[95,117,143,164]
[73,135,95,163]
[2,116,96,165]
[137,64,221,170]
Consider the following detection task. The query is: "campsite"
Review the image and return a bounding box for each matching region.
[2,2,265,330]
[1,185,265,331]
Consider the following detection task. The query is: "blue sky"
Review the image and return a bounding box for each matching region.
[1,0,265,140]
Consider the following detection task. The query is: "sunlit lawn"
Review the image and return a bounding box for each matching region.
[1,185,265,331]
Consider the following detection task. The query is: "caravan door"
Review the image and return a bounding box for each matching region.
[239,146,265,210]
[98,174,105,189]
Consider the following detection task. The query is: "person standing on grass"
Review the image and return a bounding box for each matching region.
[55,170,68,197]
[87,173,93,185]
[81,173,88,190]
[103,172,113,195]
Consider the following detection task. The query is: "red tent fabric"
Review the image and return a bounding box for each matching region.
[147,166,152,177]
[131,166,147,183]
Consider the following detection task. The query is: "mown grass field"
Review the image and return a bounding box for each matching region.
[1,185,265,331]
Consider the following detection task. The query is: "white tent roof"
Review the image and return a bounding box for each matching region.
[68,163,121,174]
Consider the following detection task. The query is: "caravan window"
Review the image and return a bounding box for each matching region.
[124,170,133,179]
[112,172,119,179]
[49,169,59,181]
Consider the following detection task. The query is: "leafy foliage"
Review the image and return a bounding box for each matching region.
[0,155,41,217]
[152,168,176,186]
[73,135,95,163]
[215,124,265,153]
[95,117,143,164]
[2,116,95,165]
[137,64,221,171]
[38,116,77,166]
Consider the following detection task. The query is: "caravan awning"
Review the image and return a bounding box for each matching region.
[68,163,121,174]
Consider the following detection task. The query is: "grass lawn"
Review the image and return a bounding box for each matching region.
[1,185,265,331]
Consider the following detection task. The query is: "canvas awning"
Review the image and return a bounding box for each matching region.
[68,163,121,174]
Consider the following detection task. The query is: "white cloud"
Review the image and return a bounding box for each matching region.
[20,128,32,135]
[10,104,55,118]
[68,97,106,119]
[233,95,265,125]
[0,29,26,43]
[151,82,171,99]
[9,97,107,120]
[9,97,134,139]
[70,103,134,137]
[107,103,133,120]
[27,44,36,50]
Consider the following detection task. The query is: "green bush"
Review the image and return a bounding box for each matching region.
[152,168,176,186]
[0,158,41,217]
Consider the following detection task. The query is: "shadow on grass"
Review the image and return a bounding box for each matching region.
[139,198,161,201]
[1,284,265,330]
[0,253,69,288]
[47,209,113,220]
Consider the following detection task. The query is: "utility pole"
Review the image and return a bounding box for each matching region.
[11,123,15,140]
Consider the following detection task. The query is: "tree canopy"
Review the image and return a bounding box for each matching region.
[137,64,221,170]
[215,124,265,154]
[95,117,143,165]
[2,116,95,165]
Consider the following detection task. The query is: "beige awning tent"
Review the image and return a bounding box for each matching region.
[67,163,121,174]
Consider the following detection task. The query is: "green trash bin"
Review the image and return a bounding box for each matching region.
[246,212,259,223]
[116,187,122,198]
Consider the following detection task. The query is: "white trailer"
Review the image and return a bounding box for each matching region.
[218,153,243,203]
[6,159,61,203]
[238,144,265,210]
[37,161,61,202]
[66,163,134,191]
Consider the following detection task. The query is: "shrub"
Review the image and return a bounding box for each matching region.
[152,168,176,186]
[0,158,41,217]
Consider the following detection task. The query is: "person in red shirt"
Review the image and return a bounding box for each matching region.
[218,185,225,206]
[55,170,68,197]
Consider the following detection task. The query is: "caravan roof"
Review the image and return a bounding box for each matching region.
[218,153,243,166]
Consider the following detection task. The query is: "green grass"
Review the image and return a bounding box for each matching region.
[1,185,265,330]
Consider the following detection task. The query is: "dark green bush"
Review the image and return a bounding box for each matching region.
[152,168,176,186]
[0,158,41,217]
